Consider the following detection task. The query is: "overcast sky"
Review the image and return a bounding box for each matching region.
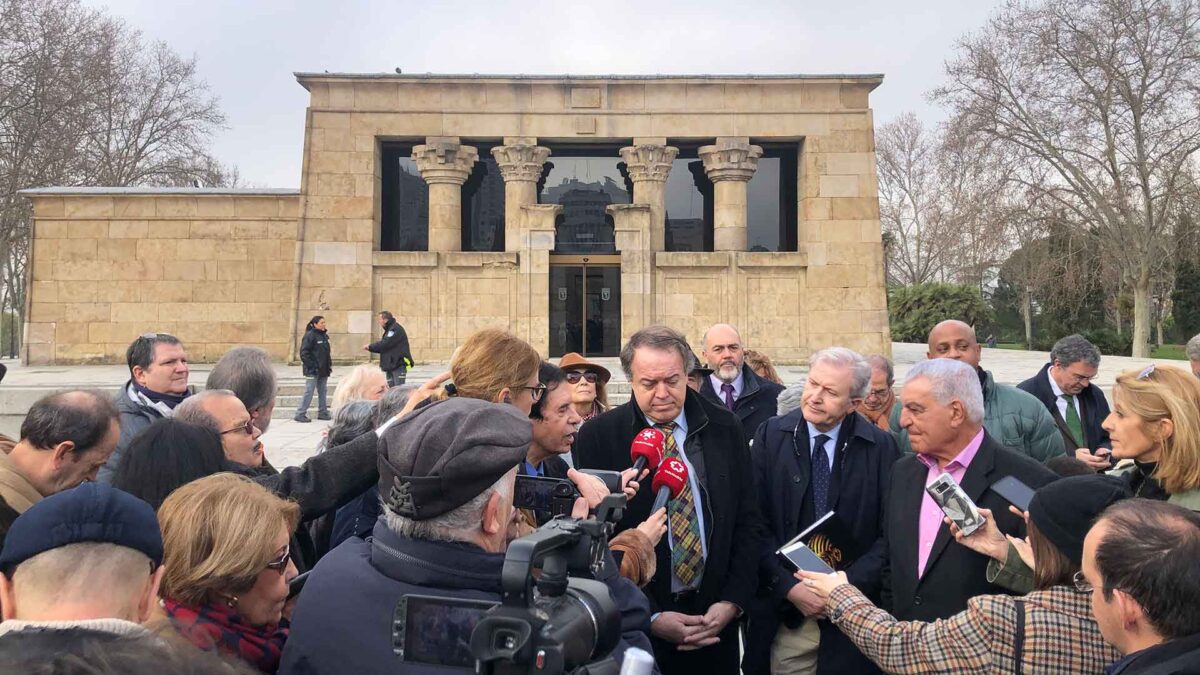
[90,0,1003,188]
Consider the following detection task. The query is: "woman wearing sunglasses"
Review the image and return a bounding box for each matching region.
[558,352,611,425]
[153,473,299,673]
[796,475,1129,674]
[1103,364,1200,509]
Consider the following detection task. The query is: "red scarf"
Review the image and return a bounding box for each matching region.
[162,597,288,673]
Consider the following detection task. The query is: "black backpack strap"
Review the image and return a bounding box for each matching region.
[1013,599,1026,674]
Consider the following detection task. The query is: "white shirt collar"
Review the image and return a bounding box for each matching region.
[1047,368,1068,399]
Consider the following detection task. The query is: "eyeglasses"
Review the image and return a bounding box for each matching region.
[221,420,256,436]
[265,546,290,573]
[566,372,599,385]
[520,384,547,403]
[1137,364,1156,380]
[866,387,891,399]
[1073,570,1093,593]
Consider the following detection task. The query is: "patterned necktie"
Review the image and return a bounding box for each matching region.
[1063,395,1085,446]
[720,383,735,410]
[655,422,705,588]
[811,434,832,514]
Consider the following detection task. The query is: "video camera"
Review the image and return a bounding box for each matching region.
[393,494,629,674]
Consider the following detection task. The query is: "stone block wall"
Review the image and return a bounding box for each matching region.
[23,190,300,364]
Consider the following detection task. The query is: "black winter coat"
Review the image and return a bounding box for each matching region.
[744,410,900,675]
[1017,363,1112,453]
[698,363,785,441]
[299,327,332,378]
[573,390,763,617]
[882,433,1056,622]
[366,318,412,372]
[279,520,657,675]
[1108,633,1200,674]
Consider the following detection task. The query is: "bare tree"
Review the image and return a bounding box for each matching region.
[934,0,1200,357]
[0,0,230,357]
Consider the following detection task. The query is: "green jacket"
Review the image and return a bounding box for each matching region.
[890,369,1066,462]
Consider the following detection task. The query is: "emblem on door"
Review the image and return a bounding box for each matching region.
[601,288,611,301]
[558,288,568,301]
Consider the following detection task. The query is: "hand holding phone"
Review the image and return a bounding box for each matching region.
[927,473,985,537]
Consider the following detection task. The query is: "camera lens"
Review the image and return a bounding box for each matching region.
[535,578,620,669]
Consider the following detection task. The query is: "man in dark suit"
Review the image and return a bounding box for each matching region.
[745,348,900,675]
[574,325,761,675]
[1017,334,1113,472]
[699,323,784,441]
[885,358,1056,622]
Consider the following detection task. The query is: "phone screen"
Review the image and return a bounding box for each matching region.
[991,476,1036,512]
[513,475,577,516]
[397,596,497,667]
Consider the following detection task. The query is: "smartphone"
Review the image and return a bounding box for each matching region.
[777,540,835,574]
[990,475,1035,512]
[393,594,497,666]
[926,473,986,537]
[512,475,579,517]
[287,571,310,600]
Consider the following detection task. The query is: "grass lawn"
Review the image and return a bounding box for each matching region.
[1152,344,1188,360]
[993,343,1027,350]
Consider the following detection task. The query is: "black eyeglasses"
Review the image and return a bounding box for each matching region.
[265,546,290,573]
[566,372,599,385]
[519,384,547,403]
[221,420,256,436]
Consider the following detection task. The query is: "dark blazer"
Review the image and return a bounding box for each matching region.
[1018,363,1112,453]
[366,318,412,372]
[699,363,785,441]
[744,410,900,675]
[574,390,762,673]
[883,432,1056,622]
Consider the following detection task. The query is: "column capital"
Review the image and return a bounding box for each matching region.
[699,138,763,183]
[619,144,678,183]
[491,144,551,183]
[412,139,478,185]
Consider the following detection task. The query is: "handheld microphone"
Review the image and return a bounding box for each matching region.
[650,457,688,513]
[629,427,666,474]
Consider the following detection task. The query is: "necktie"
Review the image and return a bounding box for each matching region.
[655,422,705,588]
[1063,395,1085,447]
[721,383,735,410]
[811,434,832,514]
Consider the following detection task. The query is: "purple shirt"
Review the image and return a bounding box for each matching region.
[914,429,985,578]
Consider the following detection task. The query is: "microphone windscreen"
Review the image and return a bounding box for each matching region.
[652,457,688,498]
[630,427,665,469]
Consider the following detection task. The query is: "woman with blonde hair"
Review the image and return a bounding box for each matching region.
[1103,364,1200,508]
[154,473,300,673]
[744,349,783,385]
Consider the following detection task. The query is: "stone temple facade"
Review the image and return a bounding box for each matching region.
[21,74,891,365]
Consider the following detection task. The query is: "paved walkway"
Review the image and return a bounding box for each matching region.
[1,344,1189,468]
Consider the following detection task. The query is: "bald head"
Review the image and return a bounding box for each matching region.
[927,320,982,368]
[702,324,745,383]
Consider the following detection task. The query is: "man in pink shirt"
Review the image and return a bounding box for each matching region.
[882,358,1054,622]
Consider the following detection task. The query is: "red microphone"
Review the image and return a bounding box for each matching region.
[630,427,665,474]
[651,457,688,513]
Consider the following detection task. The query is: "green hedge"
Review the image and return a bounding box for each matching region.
[888,283,993,343]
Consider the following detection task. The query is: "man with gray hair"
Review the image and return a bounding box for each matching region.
[745,348,900,675]
[1187,333,1200,378]
[205,346,278,434]
[575,324,761,675]
[280,396,654,674]
[1018,334,1113,471]
[883,358,1055,623]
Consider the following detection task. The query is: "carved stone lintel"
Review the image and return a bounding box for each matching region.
[699,138,763,183]
[619,144,679,183]
[491,144,551,183]
[412,140,479,185]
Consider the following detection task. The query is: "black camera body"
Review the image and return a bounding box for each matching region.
[394,495,628,674]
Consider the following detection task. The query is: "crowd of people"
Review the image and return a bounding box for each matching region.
[0,314,1199,675]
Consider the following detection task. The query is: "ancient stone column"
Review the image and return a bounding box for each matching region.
[491,138,551,252]
[619,142,678,252]
[699,137,762,251]
[412,137,478,252]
